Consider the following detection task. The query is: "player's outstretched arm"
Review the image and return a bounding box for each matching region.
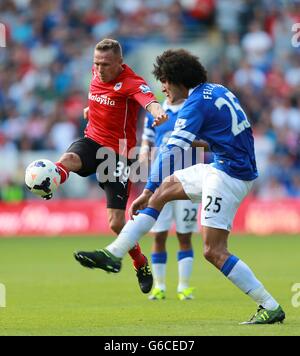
[146,102,168,127]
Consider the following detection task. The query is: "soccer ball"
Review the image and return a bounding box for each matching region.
[25,159,61,198]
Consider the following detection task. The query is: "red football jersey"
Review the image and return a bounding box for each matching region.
[85,64,157,155]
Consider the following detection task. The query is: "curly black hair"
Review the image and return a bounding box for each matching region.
[153,49,207,88]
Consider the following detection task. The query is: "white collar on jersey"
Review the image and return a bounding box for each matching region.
[162,100,185,114]
[188,84,202,97]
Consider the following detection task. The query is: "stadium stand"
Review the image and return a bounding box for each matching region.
[0,0,300,201]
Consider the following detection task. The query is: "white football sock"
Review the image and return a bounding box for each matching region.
[248,286,279,311]
[106,208,159,258]
[226,259,262,293]
[153,264,167,291]
[224,257,279,310]
[177,250,194,292]
[151,252,167,291]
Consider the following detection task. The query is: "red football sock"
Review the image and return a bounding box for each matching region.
[129,244,147,270]
[55,162,69,184]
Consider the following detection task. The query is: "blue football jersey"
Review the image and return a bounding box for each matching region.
[146,83,258,192]
[143,100,199,177]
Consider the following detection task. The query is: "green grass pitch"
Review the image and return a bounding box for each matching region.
[0,234,299,336]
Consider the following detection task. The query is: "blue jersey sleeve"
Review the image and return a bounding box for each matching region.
[145,97,205,192]
[142,113,155,143]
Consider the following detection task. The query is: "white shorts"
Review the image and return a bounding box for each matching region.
[174,163,253,231]
[151,200,199,234]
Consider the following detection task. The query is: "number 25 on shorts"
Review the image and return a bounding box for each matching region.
[204,195,222,213]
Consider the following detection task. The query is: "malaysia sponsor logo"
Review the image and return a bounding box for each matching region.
[88,93,116,106]
[114,82,123,91]
[139,84,152,94]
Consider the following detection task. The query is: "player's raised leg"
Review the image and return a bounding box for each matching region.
[105,175,188,257]
[55,151,80,184]
[87,175,188,272]
[55,136,104,190]
[24,153,75,200]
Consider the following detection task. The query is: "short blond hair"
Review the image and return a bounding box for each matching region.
[95,39,122,57]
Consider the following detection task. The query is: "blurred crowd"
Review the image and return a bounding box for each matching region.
[0,0,300,200]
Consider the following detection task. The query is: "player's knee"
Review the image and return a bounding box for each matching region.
[156,181,173,202]
[203,245,227,268]
[203,246,219,265]
[59,152,82,172]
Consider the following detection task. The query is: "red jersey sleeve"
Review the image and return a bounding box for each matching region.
[126,76,157,108]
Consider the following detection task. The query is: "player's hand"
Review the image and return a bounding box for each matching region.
[152,111,168,127]
[83,107,89,120]
[129,189,153,220]
[146,102,168,127]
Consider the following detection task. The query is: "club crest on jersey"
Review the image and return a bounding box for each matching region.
[175,118,187,130]
[114,82,123,91]
[139,84,151,94]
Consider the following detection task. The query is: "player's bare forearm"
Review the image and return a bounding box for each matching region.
[139,139,151,164]
[140,139,151,152]
[143,189,153,198]
[146,102,168,127]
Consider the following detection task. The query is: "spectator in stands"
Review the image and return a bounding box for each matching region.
[0,0,299,199]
